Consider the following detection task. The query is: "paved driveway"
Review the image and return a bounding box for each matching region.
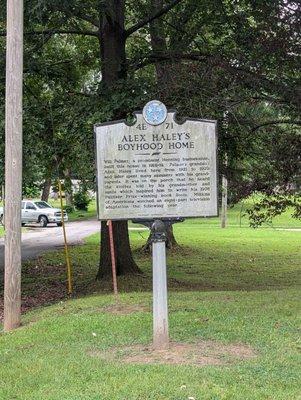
[0,219,100,271]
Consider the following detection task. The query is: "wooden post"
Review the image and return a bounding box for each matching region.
[4,0,24,331]
[107,220,118,296]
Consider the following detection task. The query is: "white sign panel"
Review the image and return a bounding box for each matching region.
[95,109,217,220]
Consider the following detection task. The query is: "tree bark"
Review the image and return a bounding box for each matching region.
[221,173,228,228]
[64,168,73,207]
[41,176,52,202]
[150,0,170,92]
[97,220,141,278]
[41,160,55,202]
[97,1,141,278]
[221,115,228,228]
[99,0,127,84]
[148,0,179,249]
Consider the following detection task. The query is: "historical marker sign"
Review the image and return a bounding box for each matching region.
[95,101,218,350]
[95,102,217,220]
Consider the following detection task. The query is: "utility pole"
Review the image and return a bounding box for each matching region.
[4,0,23,331]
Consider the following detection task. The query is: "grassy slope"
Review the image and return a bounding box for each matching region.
[0,217,300,399]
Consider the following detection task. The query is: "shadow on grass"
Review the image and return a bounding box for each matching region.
[0,235,299,321]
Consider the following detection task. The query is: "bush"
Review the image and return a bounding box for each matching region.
[73,191,91,211]
[23,186,40,198]
[64,205,74,213]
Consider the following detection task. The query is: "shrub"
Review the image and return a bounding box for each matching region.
[73,191,91,211]
[23,186,40,198]
[64,205,74,213]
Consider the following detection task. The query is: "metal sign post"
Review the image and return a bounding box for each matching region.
[151,220,168,349]
[133,218,184,349]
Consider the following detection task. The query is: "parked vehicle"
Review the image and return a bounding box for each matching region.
[0,200,68,227]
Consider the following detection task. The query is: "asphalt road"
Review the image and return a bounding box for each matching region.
[0,219,101,271]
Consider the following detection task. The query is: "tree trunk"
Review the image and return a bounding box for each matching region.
[96,220,140,278]
[221,173,228,228]
[0,184,4,202]
[97,0,141,278]
[150,0,170,92]
[221,118,228,228]
[99,0,127,84]
[41,162,54,202]
[64,168,73,207]
[41,177,52,202]
[149,0,178,249]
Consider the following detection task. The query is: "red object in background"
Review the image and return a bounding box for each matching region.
[107,220,118,295]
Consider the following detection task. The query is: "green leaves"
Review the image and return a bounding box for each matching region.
[0,0,299,215]
[246,194,301,228]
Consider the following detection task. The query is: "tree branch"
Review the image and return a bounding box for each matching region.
[130,50,212,70]
[0,29,99,37]
[67,90,96,98]
[125,0,183,38]
[71,11,99,28]
[48,4,100,28]
[131,50,300,107]
[251,120,301,132]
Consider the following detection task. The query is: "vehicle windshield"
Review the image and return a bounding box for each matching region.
[34,201,52,209]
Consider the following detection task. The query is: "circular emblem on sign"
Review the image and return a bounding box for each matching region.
[143,100,167,126]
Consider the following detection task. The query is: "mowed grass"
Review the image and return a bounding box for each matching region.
[48,194,301,228]
[0,195,300,236]
[0,218,301,399]
[0,289,300,400]
[66,196,301,228]
[39,198,98,222]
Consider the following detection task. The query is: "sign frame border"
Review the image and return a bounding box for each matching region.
[94,111,219,221]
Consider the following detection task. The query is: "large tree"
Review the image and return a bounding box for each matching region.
[0,0,300,275]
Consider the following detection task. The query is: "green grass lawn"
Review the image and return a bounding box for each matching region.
[0,195,300,238]
[0,218,300,399]
[46,198,98,221]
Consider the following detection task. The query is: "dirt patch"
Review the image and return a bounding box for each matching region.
[101,303,149,315]
[90,340,256,366]
[0,259,67,322]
